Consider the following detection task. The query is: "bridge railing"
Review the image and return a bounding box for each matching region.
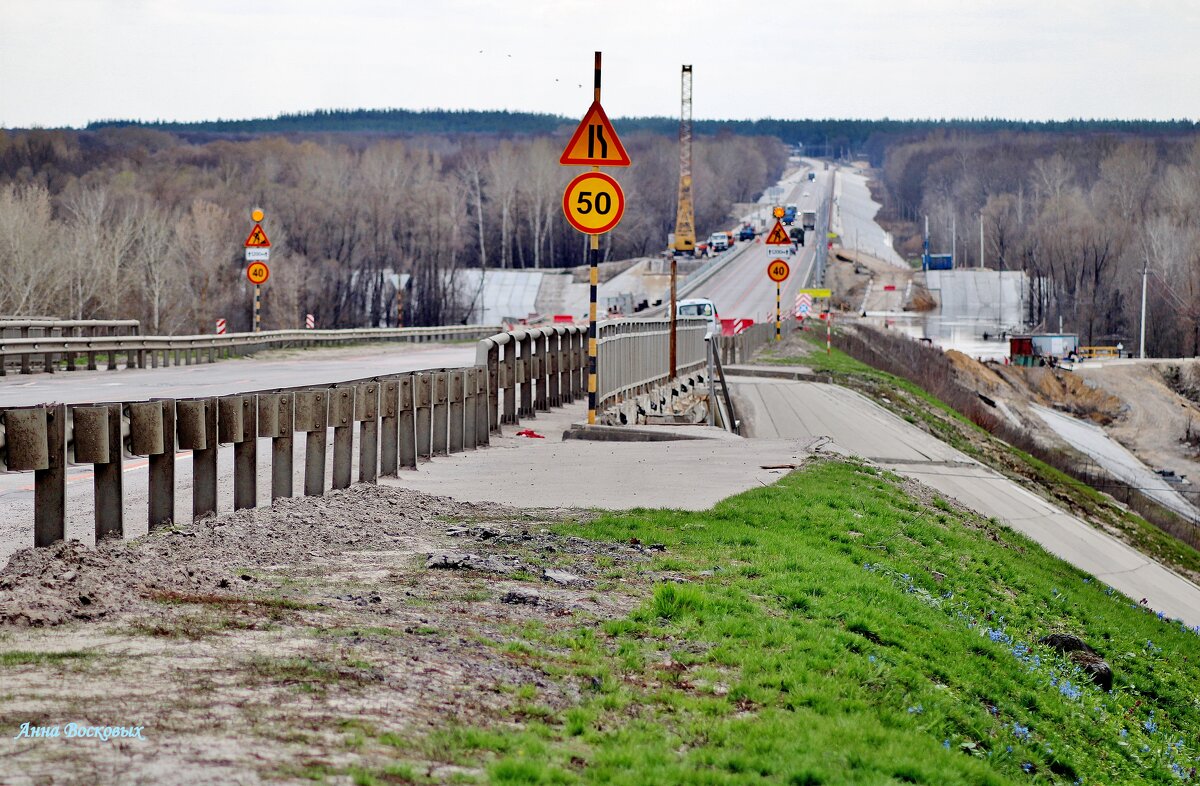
[1,316,706,553]
[718,318,799,365]
[0,319,141,375]
[0,325,499,375]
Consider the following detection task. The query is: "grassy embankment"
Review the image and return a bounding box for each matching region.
[338,460,1198,785]
[756,331,1200,582]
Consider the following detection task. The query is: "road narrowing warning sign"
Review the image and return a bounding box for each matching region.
[559,101,631,167]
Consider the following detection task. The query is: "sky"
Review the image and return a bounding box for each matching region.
[2,0,1198,129]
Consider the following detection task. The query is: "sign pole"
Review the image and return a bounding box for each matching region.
[827,311,832,355]
[775,283,781,342]
[586,51,602,426]
[669,257,677,378]
[254,284,262,333]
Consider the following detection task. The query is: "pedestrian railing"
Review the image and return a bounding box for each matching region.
[0,325,499,375]
[0,317,706,553]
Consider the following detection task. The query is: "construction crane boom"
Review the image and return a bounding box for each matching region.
[673,65,694,254]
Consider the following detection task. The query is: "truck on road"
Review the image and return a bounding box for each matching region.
[800,209,817,231]
[784,204,798,225]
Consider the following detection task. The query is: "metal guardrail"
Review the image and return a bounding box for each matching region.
[0,319,141,375]
[0,325,500,376]
[1,316,707,552]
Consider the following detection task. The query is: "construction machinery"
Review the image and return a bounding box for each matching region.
[672,65,694,255]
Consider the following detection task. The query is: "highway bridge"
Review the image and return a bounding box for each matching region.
[1,162,1199,630]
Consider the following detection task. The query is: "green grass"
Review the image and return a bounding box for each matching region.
[0,650,95,668]
[760,333,1200,580]
[422,461,1200,784]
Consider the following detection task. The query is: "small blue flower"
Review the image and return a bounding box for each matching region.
[869,655,876,663]
[1144,719,1158,734]
[1012,723,1031,741]
[1022,762,1034,773]
[943,739,950,749]
[907,704,924,715]
[1119,728,1128,738]
[1058,681,1082,700]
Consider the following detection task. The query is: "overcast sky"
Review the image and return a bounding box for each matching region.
[2,0,1197,129]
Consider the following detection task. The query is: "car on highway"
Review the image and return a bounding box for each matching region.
[808,172,817,182]
[738,224,755,241]
[676,297,720,336]
[707,232,729,252]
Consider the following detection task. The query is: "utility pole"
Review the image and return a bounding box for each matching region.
[923,215,929,269]
[670,65,694,380]
[1140,259,1149,359]
[979,213,984,269]
[951,214,956,266]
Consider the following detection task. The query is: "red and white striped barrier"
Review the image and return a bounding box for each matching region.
[305,314,315,329]
[215,318,226,335]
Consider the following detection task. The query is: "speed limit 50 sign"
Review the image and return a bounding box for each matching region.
[562,171,625,235]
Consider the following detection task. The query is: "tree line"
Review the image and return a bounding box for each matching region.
[86,111,1200,167]
[875,131,1200,355]
[0,127,785,333]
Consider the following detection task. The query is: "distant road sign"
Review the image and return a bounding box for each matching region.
[251,208,265,223]
[799,288,831,298]
[245,248,270,262]
[559,101,631,167]
[764,219,790,245]
[772,206,785,219]
[562,171,625,234]
[215,318,227,335]
[767,260,790,283]
[244,223,271,248]
[305,313,315,329]
[246,261,270,285]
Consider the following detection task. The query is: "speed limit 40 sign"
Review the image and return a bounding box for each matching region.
[767,260,790,283]
[562,171,625,235]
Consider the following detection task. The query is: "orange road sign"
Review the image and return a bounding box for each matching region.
[764,219,790,245]
[767,259,790,283]
[559,100,631,167]
[246,261,270,285]
[772,206,785,219]
[244,223,271,248]
[562,171,625,234]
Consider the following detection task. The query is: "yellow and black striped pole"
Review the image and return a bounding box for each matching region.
[775,283,781,342]
[254,284,262,333]
[587,52,602,425]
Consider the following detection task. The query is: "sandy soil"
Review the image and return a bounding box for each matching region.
[1074,362,1200,487]
[0,485,664,785]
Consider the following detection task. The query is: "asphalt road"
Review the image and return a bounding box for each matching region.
[0,342,476,408]
[691,161,832,325]
[831,166,907,268]
[731,374,1200,627]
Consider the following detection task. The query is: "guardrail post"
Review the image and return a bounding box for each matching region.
[486,344,500,434]
[19,326,31,374]
[331,385,355,490]
[519,333,534,418]
[179,398,217,520]
[463,369,477,450]
[535,330,549,412]
[502,340,517,426]
[357,382,379,484]
[64,326,77,371]
[138,399,175,529]
[574,329,586,399]
[76,404,123,540]
[413,373,431,459]
[2,407,63,546]
[380,379,399,476]
[258,393,293,500]
[475,367,490,446]
[546,331,560,407]
[449,371,465,453]
[433,371,449,456]
[234,395,257,510]
[294,390,327,496]
[399,375,418,469]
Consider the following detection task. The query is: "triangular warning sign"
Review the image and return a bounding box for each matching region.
[764,219,791,245]
[559,100,631,167]
[244,223,271,248]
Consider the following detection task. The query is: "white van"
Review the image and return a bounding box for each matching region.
[707,232,729,252]
[676,298,720,336]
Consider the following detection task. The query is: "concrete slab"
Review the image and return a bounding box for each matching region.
[732,377,1200,626]
[381,401,813,512]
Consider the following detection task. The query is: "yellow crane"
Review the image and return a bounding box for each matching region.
[673,65,694,255]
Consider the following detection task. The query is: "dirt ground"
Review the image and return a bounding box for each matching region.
[824,248,926,314]
[0,485,664,785]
